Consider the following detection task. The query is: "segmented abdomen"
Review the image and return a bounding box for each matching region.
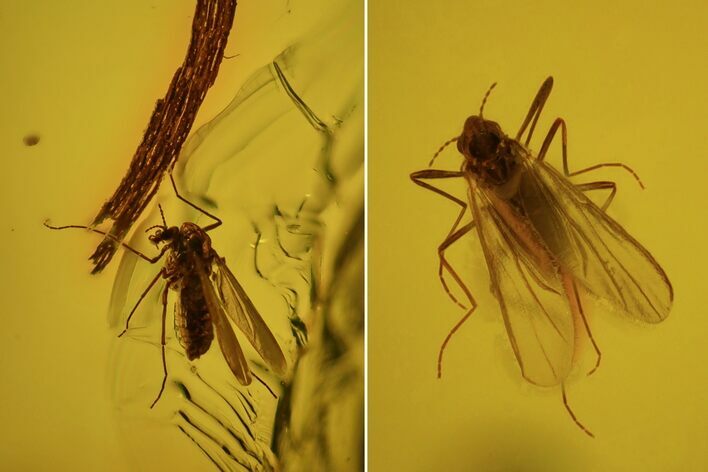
[175,273,214,360]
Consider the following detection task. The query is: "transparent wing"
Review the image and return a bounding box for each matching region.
[211,254,287,376]
[529,161,673,323]
[174,293,189,358]
[173,296,187,352]
[192,254,252,385]
[470,188,576,387]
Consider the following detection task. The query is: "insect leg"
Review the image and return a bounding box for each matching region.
[575,181,617,212]
[438,222,476,309]
[118,268,166,337]
[410,169,465,200]
[168,172,223,232]
[150,285,170,408]
[568,162,644,189]
[561,384,594,438]
[432,216,480,379]
[437,229,478,378]
[44,221,169,263]
[410,169,473,306]
[438,304,477,379]
[536,117,566,163]
[568,278,602,375]
[516,76,554,146]
[410,169,481,378]
[536,118,644,189]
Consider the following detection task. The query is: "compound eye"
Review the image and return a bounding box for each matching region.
[149,229,162,242]
[469,132,501,160]
[164,227,180,240]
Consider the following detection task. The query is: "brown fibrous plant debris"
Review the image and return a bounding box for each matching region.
[90,0,237,273]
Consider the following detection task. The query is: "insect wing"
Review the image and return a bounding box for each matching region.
[533,161,673,323]
[192,254,252,385]
[470,186,575,387]
[211,255,287,376]
[173,296,187,351]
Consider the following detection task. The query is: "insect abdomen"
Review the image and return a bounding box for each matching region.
[176,275,214,360]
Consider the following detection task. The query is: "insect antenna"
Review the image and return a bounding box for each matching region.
[479,82,497,118]
[428,136,459,167]
[145,205,169,234]
[145,225,164,233]
[158,203,167,227]
[44,220,166,264]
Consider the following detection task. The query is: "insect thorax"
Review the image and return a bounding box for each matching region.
[179,222,212,255]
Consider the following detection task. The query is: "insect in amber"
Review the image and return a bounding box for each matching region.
[410,77,672,436]
[46,174,287,406]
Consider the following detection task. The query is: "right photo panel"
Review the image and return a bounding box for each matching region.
[369,1,706,470]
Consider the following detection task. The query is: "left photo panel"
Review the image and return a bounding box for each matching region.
[0,1,363,470]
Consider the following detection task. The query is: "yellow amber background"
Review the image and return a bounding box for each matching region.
[0,1,350,470]
[370,0,707,470]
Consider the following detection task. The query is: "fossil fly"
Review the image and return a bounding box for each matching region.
[410,77,673,436]
[46,174,287,406]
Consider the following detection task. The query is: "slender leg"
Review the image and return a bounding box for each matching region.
[516,77,554,146]
[410,169,466,205]
[575,181,618,212]
[537,117,566,163]
[437,222,476,309]
[168,173,222,232]
[536,118,644,189]
[150,285,170,408]
[410,169,481,378]
[568,163,643,190]
[430,217,480,378]
[118,268,166,337]
[411,169,473,306]
[562,384,594,438]
[438,304,477,379]
[44,221,168,263]
[569,278,602,375]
